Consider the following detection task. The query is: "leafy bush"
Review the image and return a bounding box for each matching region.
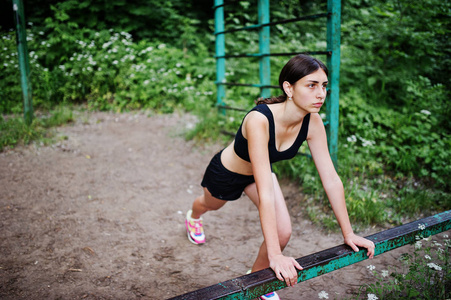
[0,33,22,114]
[1,24,217,114]
[339,85,451,191]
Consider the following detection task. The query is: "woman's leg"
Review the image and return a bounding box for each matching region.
[191,187,228,219]
[244,173,292,272]
[186,188,228,244]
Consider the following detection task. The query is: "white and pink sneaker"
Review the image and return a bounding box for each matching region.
[185,210,205,244]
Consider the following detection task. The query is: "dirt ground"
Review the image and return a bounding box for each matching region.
[1,111,449,300]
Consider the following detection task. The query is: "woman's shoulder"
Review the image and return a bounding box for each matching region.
[306,113,327,139]
[245,109,270,126]
[241,106,270,135]
[308,112,323,124]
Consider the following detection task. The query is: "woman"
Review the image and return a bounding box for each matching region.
[185,54,375,300]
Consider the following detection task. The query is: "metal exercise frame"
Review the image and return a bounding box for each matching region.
[170,210,451,299]
[213,0,341,167]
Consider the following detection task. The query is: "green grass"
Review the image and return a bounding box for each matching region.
[0,106,74,152]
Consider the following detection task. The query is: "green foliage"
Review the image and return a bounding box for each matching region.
[339,86,451,191]
[0,33,22,114]
[351,234,451,299]
[341,0,450,102]
[21,0,213,50]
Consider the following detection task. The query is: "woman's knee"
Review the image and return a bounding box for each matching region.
[279,228,292,249]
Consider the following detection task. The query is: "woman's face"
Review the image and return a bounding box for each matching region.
[286,68,328,114]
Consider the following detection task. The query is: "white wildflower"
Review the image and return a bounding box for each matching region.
[318,291,329,299]
[381,270,389,277]
[158,43,166,49]
[367,294,378,300]
[143,80,150,85]
[420,110,431,115]
[427,263,442,271]
[418,224,426,230]
[415,241,422,250]
[443,234,449,238]
[361,138,376,147]
[424,255,431,260]
[367,265,376,271]
[112,60,118,65]
[347,135,357,143]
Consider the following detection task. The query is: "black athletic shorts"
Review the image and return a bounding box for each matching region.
[201,150,255,201]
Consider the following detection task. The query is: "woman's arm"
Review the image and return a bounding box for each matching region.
[307,113,375,258]
[245,111,302,286]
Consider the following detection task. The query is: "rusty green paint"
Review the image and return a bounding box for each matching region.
[241,212,451,300]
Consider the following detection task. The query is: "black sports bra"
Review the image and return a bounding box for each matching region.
[233,104,311,163]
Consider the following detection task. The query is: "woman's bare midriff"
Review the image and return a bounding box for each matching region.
[220,141,254,176]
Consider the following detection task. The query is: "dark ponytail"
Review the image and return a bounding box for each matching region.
[256,54,328,105]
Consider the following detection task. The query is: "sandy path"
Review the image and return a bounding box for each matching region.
[0,111,448,299]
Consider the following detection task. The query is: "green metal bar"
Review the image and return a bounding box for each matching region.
[169,210,451,300]
[215,13,329,35]
[215,51,330,59]
[258,0,271,99]
[214,0,226,113]
[216,82,278,89]
[12,0,33,125]
[326,0,341,169]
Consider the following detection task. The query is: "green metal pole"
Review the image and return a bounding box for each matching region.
[13,0,33,125]
[258,0,271,99]
[326,0,341,169]
[214,0,226,113]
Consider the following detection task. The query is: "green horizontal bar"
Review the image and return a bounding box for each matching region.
[215,82,278,89]
[169,211,451,300]
[215,51,330,59]
[216,105,248,112]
